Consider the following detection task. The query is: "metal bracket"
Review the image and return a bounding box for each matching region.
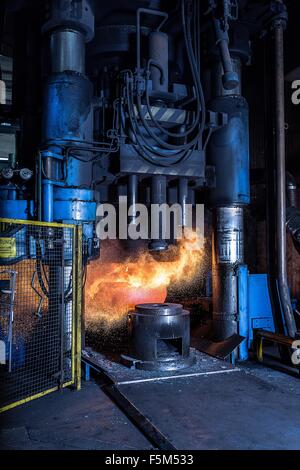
[192,333,245,361]
[207,109,228,130]
[31,271,44,319]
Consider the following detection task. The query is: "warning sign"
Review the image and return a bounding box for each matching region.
[0,238,16,259]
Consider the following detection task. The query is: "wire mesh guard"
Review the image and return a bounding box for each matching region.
[0,220,81,412]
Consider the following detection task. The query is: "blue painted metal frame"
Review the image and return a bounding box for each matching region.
[40,71,97,259]
[237,270,276,360]
[209,95,250,206]
[247,274,275,349]
[0,200,34,220]
[237,265,249,360]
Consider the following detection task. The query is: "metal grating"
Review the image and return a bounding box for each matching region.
[0,219,82,412]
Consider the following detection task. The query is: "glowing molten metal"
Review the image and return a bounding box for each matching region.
[85,234,204,326]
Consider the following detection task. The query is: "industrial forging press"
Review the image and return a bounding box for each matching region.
[1,0,300,413]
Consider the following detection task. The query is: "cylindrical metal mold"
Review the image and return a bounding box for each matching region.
[50,29,86,74]
[125,303,195,371]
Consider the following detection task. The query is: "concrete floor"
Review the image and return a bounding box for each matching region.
[1,361,300,450]
[119,369,300,450]
[0,381,151,450]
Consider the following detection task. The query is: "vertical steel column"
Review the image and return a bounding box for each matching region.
[178,177,189,230]
[274,20,297,337]
[209,55,250,342]
[128,174,138,226]
[41,0,95,225]
[212,207,244,340]
[40,1,95,373]
[149,175,168,251]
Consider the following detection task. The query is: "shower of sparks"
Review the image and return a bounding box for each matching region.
[85,231,204,328]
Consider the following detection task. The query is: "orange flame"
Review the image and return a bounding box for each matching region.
[85,232,204,327]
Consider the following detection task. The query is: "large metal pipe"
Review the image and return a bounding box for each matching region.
[274,21,297,337]
[178,177,189,229]
[128,174,138,226]
[41,0,95,222]
[209,54,249,341]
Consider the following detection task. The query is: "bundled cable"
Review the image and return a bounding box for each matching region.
[124,73,195,167]
[124,0,206,165]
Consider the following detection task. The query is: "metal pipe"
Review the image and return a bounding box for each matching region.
[178,177,189,229]
[274,21,297,337]
[128,174,138,226]
[42,180,54,222]
[136,8,168,78]
[213,18,239,91]
[149,175,168,251]
[149,31,168,93]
